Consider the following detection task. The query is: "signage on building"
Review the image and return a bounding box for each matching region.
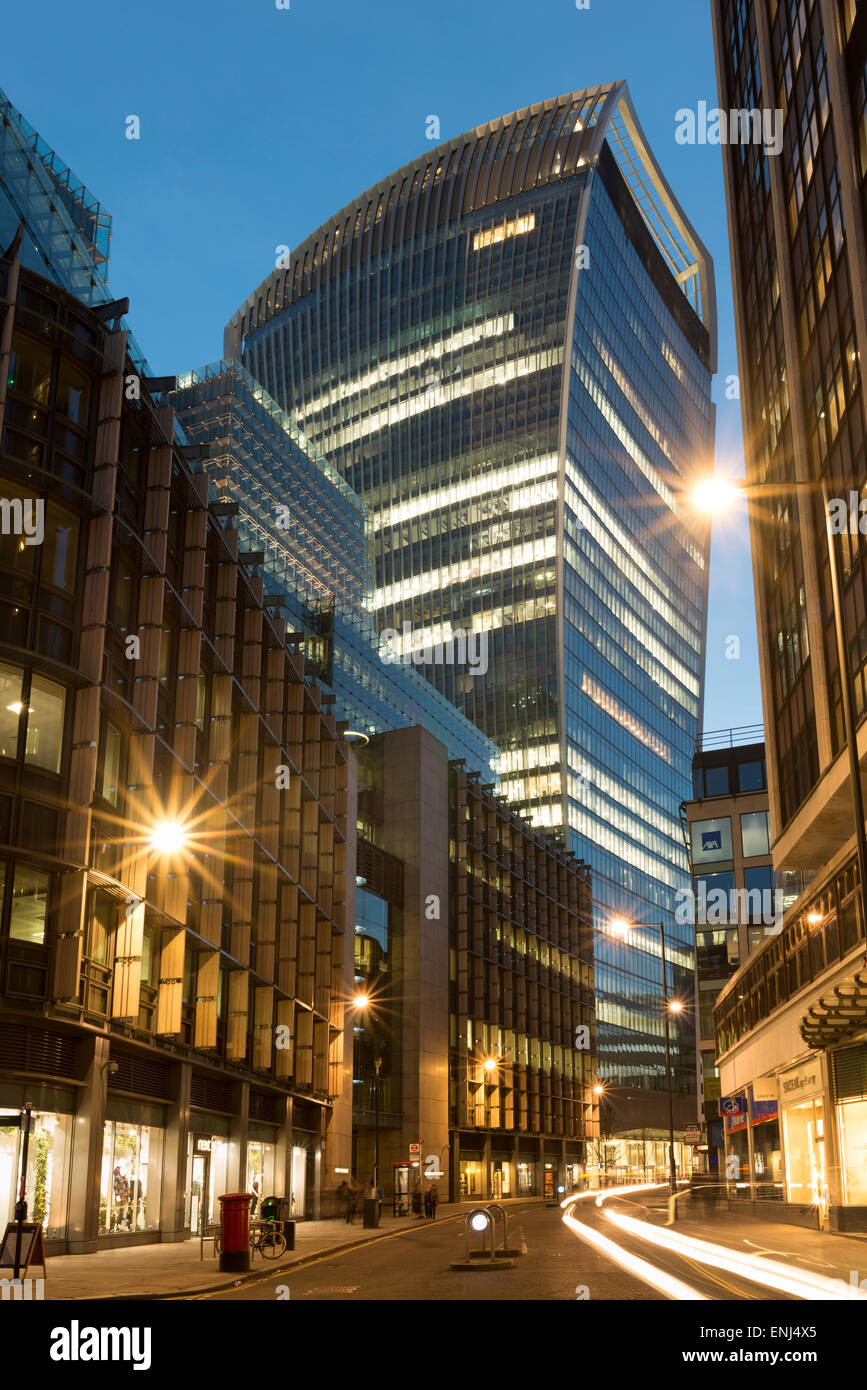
[719,1096,745,1116]
[196,1138,213,1153]
[779,1060,823,1104]
[752,1074,778,1102]
[684,1124,701,1146]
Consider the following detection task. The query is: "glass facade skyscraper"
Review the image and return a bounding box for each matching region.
[168,361,498,773]
[226,84,717,1124]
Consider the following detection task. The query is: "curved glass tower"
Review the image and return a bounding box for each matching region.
[226,84,717,1129]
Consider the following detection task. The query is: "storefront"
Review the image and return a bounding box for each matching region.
[185,1116,230,1236]
[0,1098,73,1243]
[99,1103,165,1237]
[779,1058,828,1219]
[832,1042,867,1212]
[490,1158,512,1198]
[246,1128,277,1213]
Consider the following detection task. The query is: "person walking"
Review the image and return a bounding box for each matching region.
[429,1182,439,1219]
[337,1179,352,1224]
[423,1187,432,1219]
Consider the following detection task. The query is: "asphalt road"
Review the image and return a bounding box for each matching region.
[204,1201,662,1301]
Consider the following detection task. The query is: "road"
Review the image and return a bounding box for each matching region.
[203,1201,661,1301]
[202,1186,867,1302]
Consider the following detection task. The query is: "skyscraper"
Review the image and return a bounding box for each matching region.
[707,1,867,1224]
[226,84,717,1130]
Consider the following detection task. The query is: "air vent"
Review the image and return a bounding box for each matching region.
[190,1071,232,1113]
[108,1050,171,1100]
[0,1024,78,1079]
[249,1089,282,1123]
[833,1043,867,1102]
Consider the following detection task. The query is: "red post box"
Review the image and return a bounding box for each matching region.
[218,1192,253,1273]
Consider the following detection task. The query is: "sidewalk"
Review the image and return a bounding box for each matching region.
[43,1195,546,1300]
[43,1207,460,1301]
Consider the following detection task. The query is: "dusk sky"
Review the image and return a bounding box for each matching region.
[3,0,763,734]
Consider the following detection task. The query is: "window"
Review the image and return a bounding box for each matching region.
[703,765,730,796]
[42,505,79,593]
[691,817,733,865]
[741,810,770,857]
[56,360,90,426]
[696,870,736,922]
[7,335,52,404]
[9,865,49,944]
[738,759,765,791]
[0,664,24,759]
[101,722,122,805]
[744,865,774,922]
[25,675,65,773]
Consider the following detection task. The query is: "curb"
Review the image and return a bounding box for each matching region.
[84,1214,468,1301]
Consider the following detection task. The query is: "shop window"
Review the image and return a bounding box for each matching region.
[0,1109,71,1240]
[9,865,49,944]
[741,811,770,858]
[25,675,66,773]
[99,1120,163,1235]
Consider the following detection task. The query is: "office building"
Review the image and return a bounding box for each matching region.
[710,0,867,1228]
[226,83,718,1134]
[352,725,595,1202]
[684,728,811,1183]
[168,361,499,773]
[0,132,359,1245]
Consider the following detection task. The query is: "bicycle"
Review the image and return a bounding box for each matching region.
[214,1219,287,1259]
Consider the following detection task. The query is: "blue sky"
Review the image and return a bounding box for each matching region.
[3,0,763,734]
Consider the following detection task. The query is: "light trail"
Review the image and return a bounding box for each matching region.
[561,1185,707,1300]
[560,1183,867,1301]
[601,1207,867,1301]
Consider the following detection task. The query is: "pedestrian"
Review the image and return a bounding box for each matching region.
[376,1182,384,1221]
[336,1179,352,1224]
[423,1187,432,1219]
[429,1182,439,1219]
[250,1179,260,1217]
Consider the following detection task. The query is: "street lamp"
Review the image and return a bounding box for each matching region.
[352,993,381,1191]
[148,820,188,854]
[693,473,867,945]
[607,916,682,1195]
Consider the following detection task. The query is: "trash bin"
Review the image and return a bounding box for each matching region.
[218,1192,253,1273]
[363,1197,379,1229]
[260,1195,290,1224]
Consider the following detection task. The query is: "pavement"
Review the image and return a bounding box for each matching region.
[43,1199,536,1300]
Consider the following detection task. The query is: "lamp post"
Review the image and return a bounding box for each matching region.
[353,994,381,1191]
[610,917,682,1195]
[693,475,867,943]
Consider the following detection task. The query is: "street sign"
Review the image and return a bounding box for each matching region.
[409,1143,420,1155]
[684,1124,701,1145]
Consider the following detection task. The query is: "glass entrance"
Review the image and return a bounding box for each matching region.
[783,1099,828,1219]
[190,1152,209,1234]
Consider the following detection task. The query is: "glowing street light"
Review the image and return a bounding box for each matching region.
[352,993,371,1010]
[669,1000,684,1014]
[484,1057,498,1073]
[148,821,188,854]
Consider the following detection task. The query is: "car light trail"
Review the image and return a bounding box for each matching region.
[561,1192,707,1301]
[600,1206,867,1301]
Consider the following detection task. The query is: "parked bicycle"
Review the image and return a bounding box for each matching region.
[214,1219,287,1259]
